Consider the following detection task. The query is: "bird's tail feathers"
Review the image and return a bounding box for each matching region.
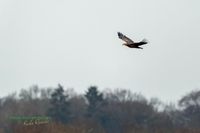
[140,38,148,44]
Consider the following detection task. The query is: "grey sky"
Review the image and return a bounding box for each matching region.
[0,0,200,102]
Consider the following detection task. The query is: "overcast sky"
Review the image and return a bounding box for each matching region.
[0,0,200,102]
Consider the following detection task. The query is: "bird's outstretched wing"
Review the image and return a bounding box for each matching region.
[118,32,134,44]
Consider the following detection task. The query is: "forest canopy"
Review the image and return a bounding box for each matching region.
[0,85,200,133]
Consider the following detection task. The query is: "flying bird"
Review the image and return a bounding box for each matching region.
[118,32,148,49]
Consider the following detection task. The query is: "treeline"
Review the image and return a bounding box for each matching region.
[0,85,200,133]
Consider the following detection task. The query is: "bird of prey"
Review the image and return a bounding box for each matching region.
[118,32,148,49]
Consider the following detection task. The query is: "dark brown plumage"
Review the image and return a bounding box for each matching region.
[118,32,148,49]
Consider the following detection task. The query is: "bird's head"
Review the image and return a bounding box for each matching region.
[122,43,127,46]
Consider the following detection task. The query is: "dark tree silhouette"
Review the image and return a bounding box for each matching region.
[178,90,200,128]
[85,86,104,117]
[47,84,71,124]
